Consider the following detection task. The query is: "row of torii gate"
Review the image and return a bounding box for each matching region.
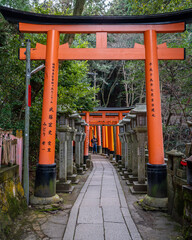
[1,6,192,207]
[81,108,131,162]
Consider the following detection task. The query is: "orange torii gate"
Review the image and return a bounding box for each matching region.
[1,6,191,203]
[80,108,131,161]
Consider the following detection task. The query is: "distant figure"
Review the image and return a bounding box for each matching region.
[91,135,98,154]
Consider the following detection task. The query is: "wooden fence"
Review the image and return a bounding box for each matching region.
[0,129,23,182]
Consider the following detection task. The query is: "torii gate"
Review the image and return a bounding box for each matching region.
[80,107,132,161]
[1,6,191,203]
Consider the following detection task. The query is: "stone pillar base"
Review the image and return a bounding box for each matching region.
[130,181,147,194]
[81,163,88,171]
[125,175,138,185]
[30,194,62,205]
[118,160,122,166]
[117,164,124,172]
[102,147,106,154]
[116,155,121,162]
[77,167,85,175]
[67,174,79,184]
[139,194,168,211]
[122,171,129,180]
[83,155,88,164]
[147,163,167,198]
[97,145,102,154]
[34,163,56,198]
[56,180,74,193]
[86,159,91,168]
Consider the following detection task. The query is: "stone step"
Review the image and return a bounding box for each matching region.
[126,180,133,186]
[81,164,88,171]
[110,161,117,166]
[129,181,147,194]
[118,165,124,171]
[118,160,122,166]
[130,186,147,194]
[56,180,74,193]
[128,175,138,183]
[86,159,91,168]
[77,167,85,175]
[67,174,79,184]
[122,175,129,180]
[121,171,130,180]
[122,168,127,172]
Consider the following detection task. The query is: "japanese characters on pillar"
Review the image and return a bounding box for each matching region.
[84,112,89,162]
[39,30,60,165]
[102,126,106,154]
[119,112,123,156]
[144,30,164,165]
[116,125,121,160]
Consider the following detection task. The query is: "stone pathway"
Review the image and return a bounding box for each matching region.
[63,154,142,240]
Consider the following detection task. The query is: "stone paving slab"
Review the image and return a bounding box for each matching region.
[74,224,104,240]
[77,206,103,224]
[101,197,121,207]
[63,155,142,240]
[102,206,124,223]
[104,222,132,240]
[41,221,65,239]
[80,197,100,207]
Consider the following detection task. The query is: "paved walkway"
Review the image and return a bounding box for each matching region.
[63,155,142,240]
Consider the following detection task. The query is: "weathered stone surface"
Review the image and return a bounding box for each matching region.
[102,206,124,223]
[77,206,103,224]
[0,165,25,215]
[49,212,68,225]
[74,224,104,240]
[104,222,131,240]
[41,221,65,238]
[30,194,62,205]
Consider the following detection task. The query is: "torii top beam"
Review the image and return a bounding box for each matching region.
[80,107,132,126]
[0,6,187,61]
[0,5,192,25]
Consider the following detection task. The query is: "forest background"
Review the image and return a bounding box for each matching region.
[0,0,192,163]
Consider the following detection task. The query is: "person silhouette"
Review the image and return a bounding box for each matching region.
[91,135,98,154]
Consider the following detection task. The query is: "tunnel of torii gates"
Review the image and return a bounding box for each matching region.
[80,108,133,162]
[1,6,192,201]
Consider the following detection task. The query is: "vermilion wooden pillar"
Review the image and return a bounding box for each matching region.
[34,30,60,197]
[94,125,97,138]
[102,126,106,154]
[108,126,111,155]
[97,125,102,154]
[119,112,123,157]
[89,126,93,151]
[116,125,121,161]
[144,29,167,198]
[84,112,89,163]
[105,126,109,155]
[110,126,114,156]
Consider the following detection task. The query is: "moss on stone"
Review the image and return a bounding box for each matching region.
[0,166,27,239]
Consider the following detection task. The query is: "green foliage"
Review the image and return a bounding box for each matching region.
[129,0,192,15]
[0,1,97,161]
[0,0,31,11]
[83,0,111,15]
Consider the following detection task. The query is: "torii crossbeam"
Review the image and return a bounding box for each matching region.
[1,5,191,202]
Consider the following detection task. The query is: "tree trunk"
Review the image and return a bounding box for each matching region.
[63,0,87,45]
[124,83,129,107]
